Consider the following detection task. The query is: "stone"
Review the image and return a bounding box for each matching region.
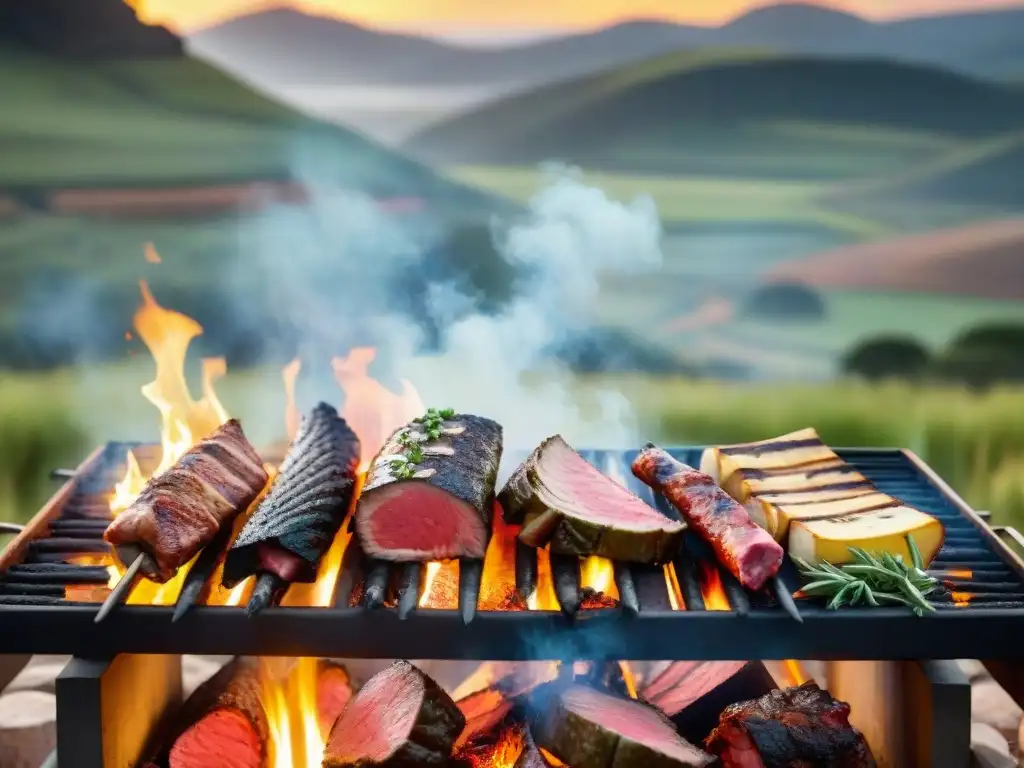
[972,722,1015,767]
[0,690,57,768]
[972,680,1024,741]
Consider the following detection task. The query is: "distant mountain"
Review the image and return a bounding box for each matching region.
[404,52,1024,178]
[187,3,1024,91]
[0,0,181,57]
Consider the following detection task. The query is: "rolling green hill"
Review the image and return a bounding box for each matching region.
[406,51,1024,182]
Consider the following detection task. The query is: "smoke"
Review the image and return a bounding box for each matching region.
[229,164,665,450]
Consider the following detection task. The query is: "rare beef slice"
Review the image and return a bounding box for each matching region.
[500,436,684,564]
[323,660,466,767]
[356,413,503,561]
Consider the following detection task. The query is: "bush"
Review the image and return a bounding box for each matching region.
[741,282,827,321]
[840,336,932,381]
[931,346,1024,389]
[951,322,1024,355]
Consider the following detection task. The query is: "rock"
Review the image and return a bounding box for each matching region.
[972,680,1024,741]
[0,690,57,768]
[971,722,1015,768]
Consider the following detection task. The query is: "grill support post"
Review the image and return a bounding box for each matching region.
[826,660,971,768]
[55,654,182,768]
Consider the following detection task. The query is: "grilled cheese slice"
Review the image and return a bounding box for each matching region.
[747,490,901,541]
[701,428,841,491]
[789,507,945,567]
[723,460,870,504]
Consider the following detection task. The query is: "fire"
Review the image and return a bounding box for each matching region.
[663,563,684,610]
[540,748,569,767]
[783,659,808,686]
[699,562,731,611]
[110,277,230,515]
[262,658,326,768]
[952,591,971,607]
[580,556,619,602]
[490,727,525,768]
[332,347,424,472]
[419,560,460,609]
[479,504,524,610]
[283,358,302,441]
[528,548,560,611]
[618,661,638,699]
[945,569,973,579]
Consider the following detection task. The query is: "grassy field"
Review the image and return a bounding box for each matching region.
[2,366,1024,541]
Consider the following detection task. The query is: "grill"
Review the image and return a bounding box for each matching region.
[2,444,1024,660]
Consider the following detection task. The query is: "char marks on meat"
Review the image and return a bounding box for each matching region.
[500,436,684,565]
[531,683,713,768]
[706,681,877,768]
[168,658,268,768]
[222,403,360,586]
[105,420,268,582]
[632,444,784,591]
[323,660,467,767]
[356,414,502,562]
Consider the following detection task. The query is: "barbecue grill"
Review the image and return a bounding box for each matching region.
[2,444,1024,660]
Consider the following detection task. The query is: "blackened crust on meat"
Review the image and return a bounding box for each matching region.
[500,436,684,565]
[356,414,503,561]
[105,419,268,582]
[222,404,360,587]
[324,660,466,768]
[532,684,713,768]
[167,657,268,768]
[706,682,877,768]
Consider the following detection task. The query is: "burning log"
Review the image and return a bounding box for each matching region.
[531,684,713,767]
[167,658,268,768]
[456,687,515,749]
[323,660,466,767]
[317,660,354,739]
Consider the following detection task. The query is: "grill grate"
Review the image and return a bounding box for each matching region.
[1,444,1024,660]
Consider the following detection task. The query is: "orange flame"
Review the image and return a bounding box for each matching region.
[540,748,569,767]
[783,659,808,686]
[951,591,971,607]
[261,658,335,768]
[663,563,684,610]
[110,275,229,515]
[618,661,638,699]
[699,562,731,611]
[580,556,619,602]
[479,504,524,611]
[419,560,460,609]
[283,358,302,442]
[528,548,560,611]
[332,347,424,471]
[944,569,973,579]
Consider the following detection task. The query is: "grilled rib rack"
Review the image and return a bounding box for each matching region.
[2,444,1024,660]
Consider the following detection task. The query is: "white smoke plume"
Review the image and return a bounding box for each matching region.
[231,164,665,451]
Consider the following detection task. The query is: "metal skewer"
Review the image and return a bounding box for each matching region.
[245,572,287,617]
[94,554,144,623]
[172,527,233,623]
[772,575,803,624]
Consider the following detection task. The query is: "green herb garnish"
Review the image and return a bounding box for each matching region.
[387,408,455,478]
[792,535,938,617]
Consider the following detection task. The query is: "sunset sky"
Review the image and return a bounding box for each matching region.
[128,0,1024,34]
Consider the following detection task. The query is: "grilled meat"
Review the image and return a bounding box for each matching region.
[323,660,466,767]
[356,413,502,561]
[531,683,713,768]
[632,444,783,591]
[706,681,877,768]
[501,436,684,565]
[318,660,354,740]
[168,658,268,768]
[104,420,268,582]
[222,404,360,588]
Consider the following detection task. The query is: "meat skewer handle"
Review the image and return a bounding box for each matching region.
[93,553,144,623]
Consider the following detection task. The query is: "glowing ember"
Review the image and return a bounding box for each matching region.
[663,563,684,610]
[419,560,460,609]
[699,562,731,611]
[528,548,560,611]
[952,591,971,607]
[944,569,973,579]
[282,358,302,442]
[618,661,638,699]
[110,276,230,515]
[540,747,570,766]
[466,726,525,768]
[332,347,424,472]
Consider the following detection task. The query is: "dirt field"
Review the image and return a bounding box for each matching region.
[767,218,1024,300]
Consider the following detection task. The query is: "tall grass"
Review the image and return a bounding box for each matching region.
[2,371,1023,538]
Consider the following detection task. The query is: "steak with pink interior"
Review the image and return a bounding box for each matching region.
[531,683,713,768]
[500,436,685,564]
[632,444,784,591]
[706,681,877,768]
[318,660,354,739]
[168,658,267,768]
[105,419,268,582]
[356,413,502,561]
[323,660,466,767]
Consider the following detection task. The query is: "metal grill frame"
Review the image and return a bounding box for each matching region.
[3,444,1024,660]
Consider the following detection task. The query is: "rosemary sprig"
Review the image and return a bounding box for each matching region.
[792,535,938,616]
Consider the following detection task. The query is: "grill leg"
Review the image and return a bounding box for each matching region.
[55,654,182,768]
[826,660,907,766]
[903,661,971,768]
